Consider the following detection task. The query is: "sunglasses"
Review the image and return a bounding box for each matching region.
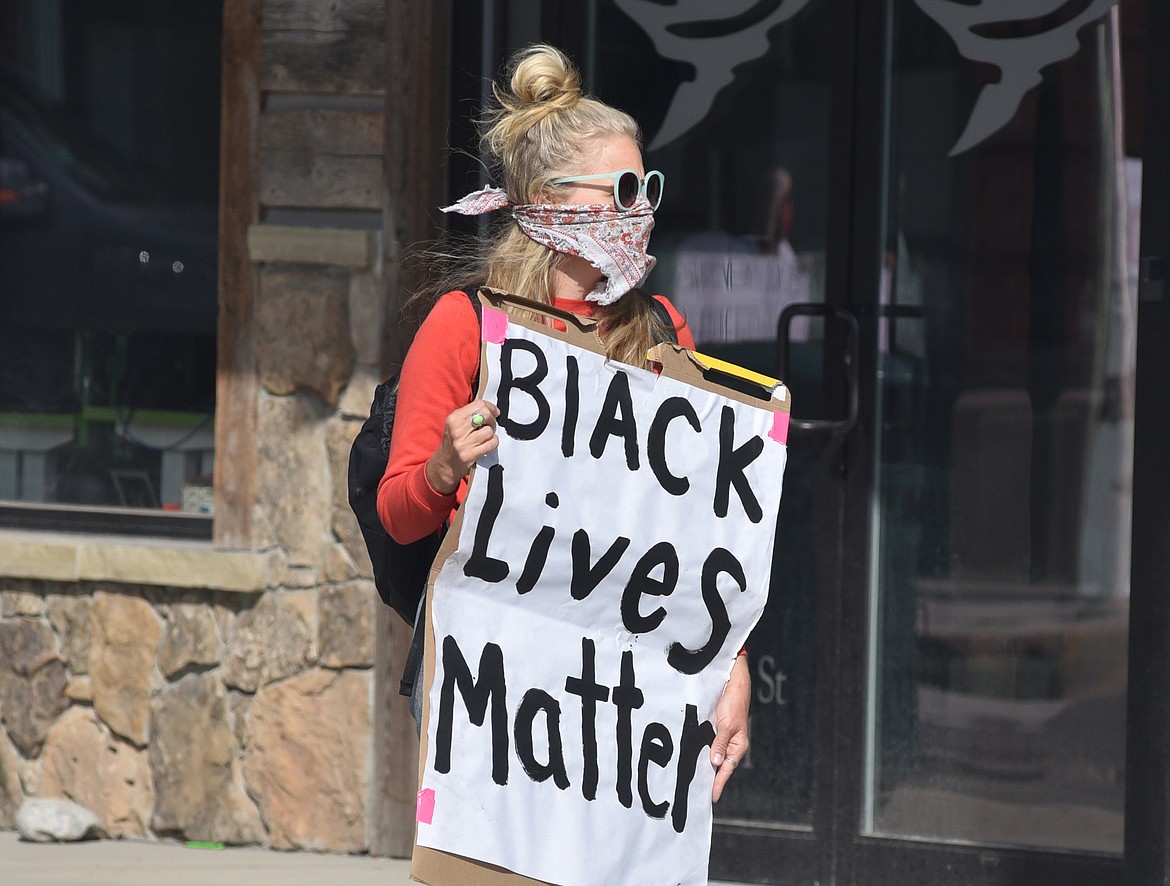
[549,168,665,211]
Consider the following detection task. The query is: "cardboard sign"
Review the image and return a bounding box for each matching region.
[413,290,790,886]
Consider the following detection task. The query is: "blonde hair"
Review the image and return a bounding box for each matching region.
[413,44,670,366]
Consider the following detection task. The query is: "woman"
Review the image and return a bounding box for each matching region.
[377,44,749,804]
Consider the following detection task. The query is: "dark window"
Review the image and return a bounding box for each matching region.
[0,1,220,535]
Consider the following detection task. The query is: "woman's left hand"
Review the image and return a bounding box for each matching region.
[710,652,751,803]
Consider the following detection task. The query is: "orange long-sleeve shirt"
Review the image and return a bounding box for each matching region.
[376,290,695,544]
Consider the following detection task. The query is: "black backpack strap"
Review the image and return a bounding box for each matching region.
[467,285,484,390]
[399,285,483,700]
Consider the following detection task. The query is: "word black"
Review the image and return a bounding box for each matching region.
[496,338,765,523]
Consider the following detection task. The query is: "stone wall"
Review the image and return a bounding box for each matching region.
[0,581,376,850]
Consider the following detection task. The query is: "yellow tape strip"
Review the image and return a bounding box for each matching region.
[691,351,781,390]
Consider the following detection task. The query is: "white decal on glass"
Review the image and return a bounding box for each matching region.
[912,0,1120,155]
[612,0,814,150]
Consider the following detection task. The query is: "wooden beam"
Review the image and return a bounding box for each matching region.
[262,0,387,96]
[258,109,384,210]
[369,0,452,860]
[214,0,263,550]
[382,0,452,369]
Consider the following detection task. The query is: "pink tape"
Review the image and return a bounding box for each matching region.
[482,307,509,344]
[416,788,436,825]
[769,411,790,445]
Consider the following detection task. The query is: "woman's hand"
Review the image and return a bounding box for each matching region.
[425,399,501,495]
[710,652,751,803]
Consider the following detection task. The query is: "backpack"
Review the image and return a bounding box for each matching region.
[346,290,481,627]
[347,288,678,696]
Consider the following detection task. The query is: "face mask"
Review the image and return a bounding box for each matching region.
[442,186,657,306]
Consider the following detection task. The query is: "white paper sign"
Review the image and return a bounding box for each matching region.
[416,304,789,886]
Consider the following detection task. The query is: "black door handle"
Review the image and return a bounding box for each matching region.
[776,303,859,437]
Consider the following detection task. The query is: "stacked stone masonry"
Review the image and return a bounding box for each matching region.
[0,582,377,850]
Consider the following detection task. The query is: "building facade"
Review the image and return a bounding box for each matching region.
[2,1,1169,884]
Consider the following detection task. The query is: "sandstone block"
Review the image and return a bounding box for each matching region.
[276,563,321,589]
[212,597,240,645]
[319,584,375,668]
[64,676,92,703]
[322,542,359,584]
[89,593,163,746]
[0,619,69,756]
[248,503,280,552]
[327,415,368,569]
[46,594,92,674]
[158,603,224,678]
[256,265,355,407]
[244,668,371,852]
[256,391,333,567]
[19,761,40,796]
[0,618,58,676]
[40,706,154,837]
[221,592,317,693]
[347,272,384,368]
[227,691,252,752]
[78,543,267,592]
[149,674,265,845]
[1,591,45,617]
[0,540,79,581]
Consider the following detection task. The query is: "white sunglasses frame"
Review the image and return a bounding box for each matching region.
[549,168,665,210]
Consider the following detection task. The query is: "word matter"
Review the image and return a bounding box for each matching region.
[433,633,716,833]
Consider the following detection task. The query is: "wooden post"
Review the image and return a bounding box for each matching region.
[369,0,452,859]
[214,0,262,550]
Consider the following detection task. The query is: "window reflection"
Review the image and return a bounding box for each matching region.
[867,6,1135,853]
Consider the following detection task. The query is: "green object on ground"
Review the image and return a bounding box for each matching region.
[184,840,225,850]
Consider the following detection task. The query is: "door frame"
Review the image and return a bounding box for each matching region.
[1123,0,1170,882]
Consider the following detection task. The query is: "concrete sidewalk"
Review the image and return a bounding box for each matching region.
[0,831,747,885]
[0,831,414,886]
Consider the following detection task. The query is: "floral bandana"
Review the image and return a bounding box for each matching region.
[442,186,657,306]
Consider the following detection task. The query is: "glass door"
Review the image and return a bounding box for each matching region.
[855,1,1148,882]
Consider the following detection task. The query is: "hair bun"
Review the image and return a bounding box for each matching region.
[507,44,581,112]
